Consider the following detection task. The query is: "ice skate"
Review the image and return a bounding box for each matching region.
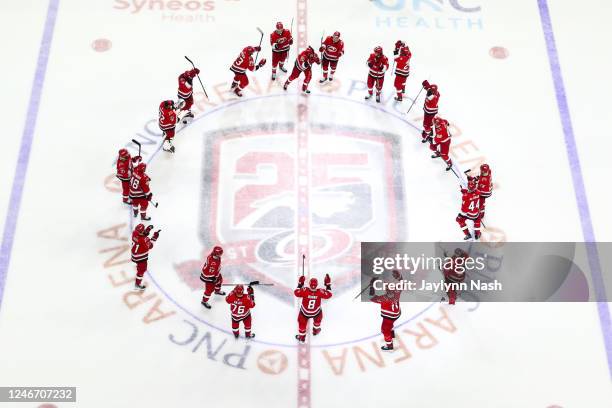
[376,94,381,103]
[283,81,289,91]
[279,65,287,73]
[463,233,473,241]
[302,88,311,95]
[132,208,138,217]
[313,328,321,336]
[162,139,175,153]
[214,290,226,296]
[445,162,453,171]
[140,214,150,221]
[394,95,403,102]
[134,283,147,292]
[181,111,194,124]
[381,344,394,352]
[246,333,256,339]
[295,335,305,343]
[431,152,441,158]
[201,300,212,309]
[364,94,373,100]
[319,77,328,84]
[271,72,276,81]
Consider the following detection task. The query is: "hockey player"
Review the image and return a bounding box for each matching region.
[131,223,160,291]
[116,149,141,204]
[475,163,492,220]
[442,248,468,305]
[369,270,402,351]
[456,179,481,240]
[294,274,332,343]
[421,80,440,142]
[159,100,177,153]
[225,284,256,339]
[270,22,293,80]
[393,46,411,101]
[230,46,266,97]
[200,246,226,309]
[365,46,389,103]
[283,46,320,94]
[429,116,453,171]
[318,31,344,83]
[177,68,200,123]
[129,162,152,221]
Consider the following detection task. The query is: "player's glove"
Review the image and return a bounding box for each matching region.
[422,79,430,89]
[392,269,402,281]
[289,39,293,45]
[369,277,377,296]
[144,225,154,236]
[255,58,266,70]
[319,46,324,52]
[395,40,405,48]
[254,46,261,52]
[132,155,142,164]
[298,275,305,288]
[152,229,160,241]
[193,68,200,75]
[146,193,153,201]
[324,274,331,286]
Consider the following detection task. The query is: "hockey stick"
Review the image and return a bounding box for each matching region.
[184,56,209,100]
[131,139,141,156]
[353,278,375,300]
[221,280,275,286]
[406,85,424,115]
[284,17,294,65]
[302,254,305,277]
[319,30,325,60]
[254,27,264,64]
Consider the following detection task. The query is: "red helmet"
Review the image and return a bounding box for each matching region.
[309,278,318,290]
[400,46,410,56]
[306,45,314,54]
[333,31,340,38]
[134,162,146,175]
[135,223,145,235]
[374,46,383,55]
[454,248,468,257]
[276,22,283,30]
[428,84,438,94]
[119,148,129,158]
[468,179,477,192]
[243,46,254,55]
[480,163,490,175]
[234,284,244,296]
[162,100,174,110]
[212,246,223,256]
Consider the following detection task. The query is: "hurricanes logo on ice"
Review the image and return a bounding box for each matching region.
[175,119,406,304]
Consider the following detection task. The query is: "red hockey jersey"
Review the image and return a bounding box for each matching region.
[226,292,255,321]
[434,118,451,144]
[371,290,401,319]
[178,70,196,99]
[394,54,411,77]
[424,90,440,115]
[270,29,292,53]
[230,51,255,75]
[367,53,389,78]
[294,287,332,317]
[131,231,154,263]
[320,36,344,61]
[158,102,176,131]
[460,188,481,219]
[116,155,133,182]
[200,254,222,283]
[295,49,319,72]
[129,171,150,200]
[477,173,492,198]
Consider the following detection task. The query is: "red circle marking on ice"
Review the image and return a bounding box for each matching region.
[92,38,112,52]
[489,46,509,59]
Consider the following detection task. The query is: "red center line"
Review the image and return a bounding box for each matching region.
[295,1,311,408]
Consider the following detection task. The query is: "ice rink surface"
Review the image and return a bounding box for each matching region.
[0,0,611,407]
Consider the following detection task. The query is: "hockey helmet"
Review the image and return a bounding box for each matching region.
[454,248,468,257]
[135,223,146,235]
[400,46,410,56]
[309,278,318,290]
[467,179,477,192]
[163,100,174,110]
[212,246,224,256]
[243,46,254,55]
[428,84,438,94]
[333,31,340,40]
[276,22,283,30]
[374,46,383,55]
[134,162,146,175]
[234,284,244,296]
[118,148,129,158]
[480,163,490,176]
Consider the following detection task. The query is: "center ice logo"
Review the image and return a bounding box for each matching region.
[175,119,406,304]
